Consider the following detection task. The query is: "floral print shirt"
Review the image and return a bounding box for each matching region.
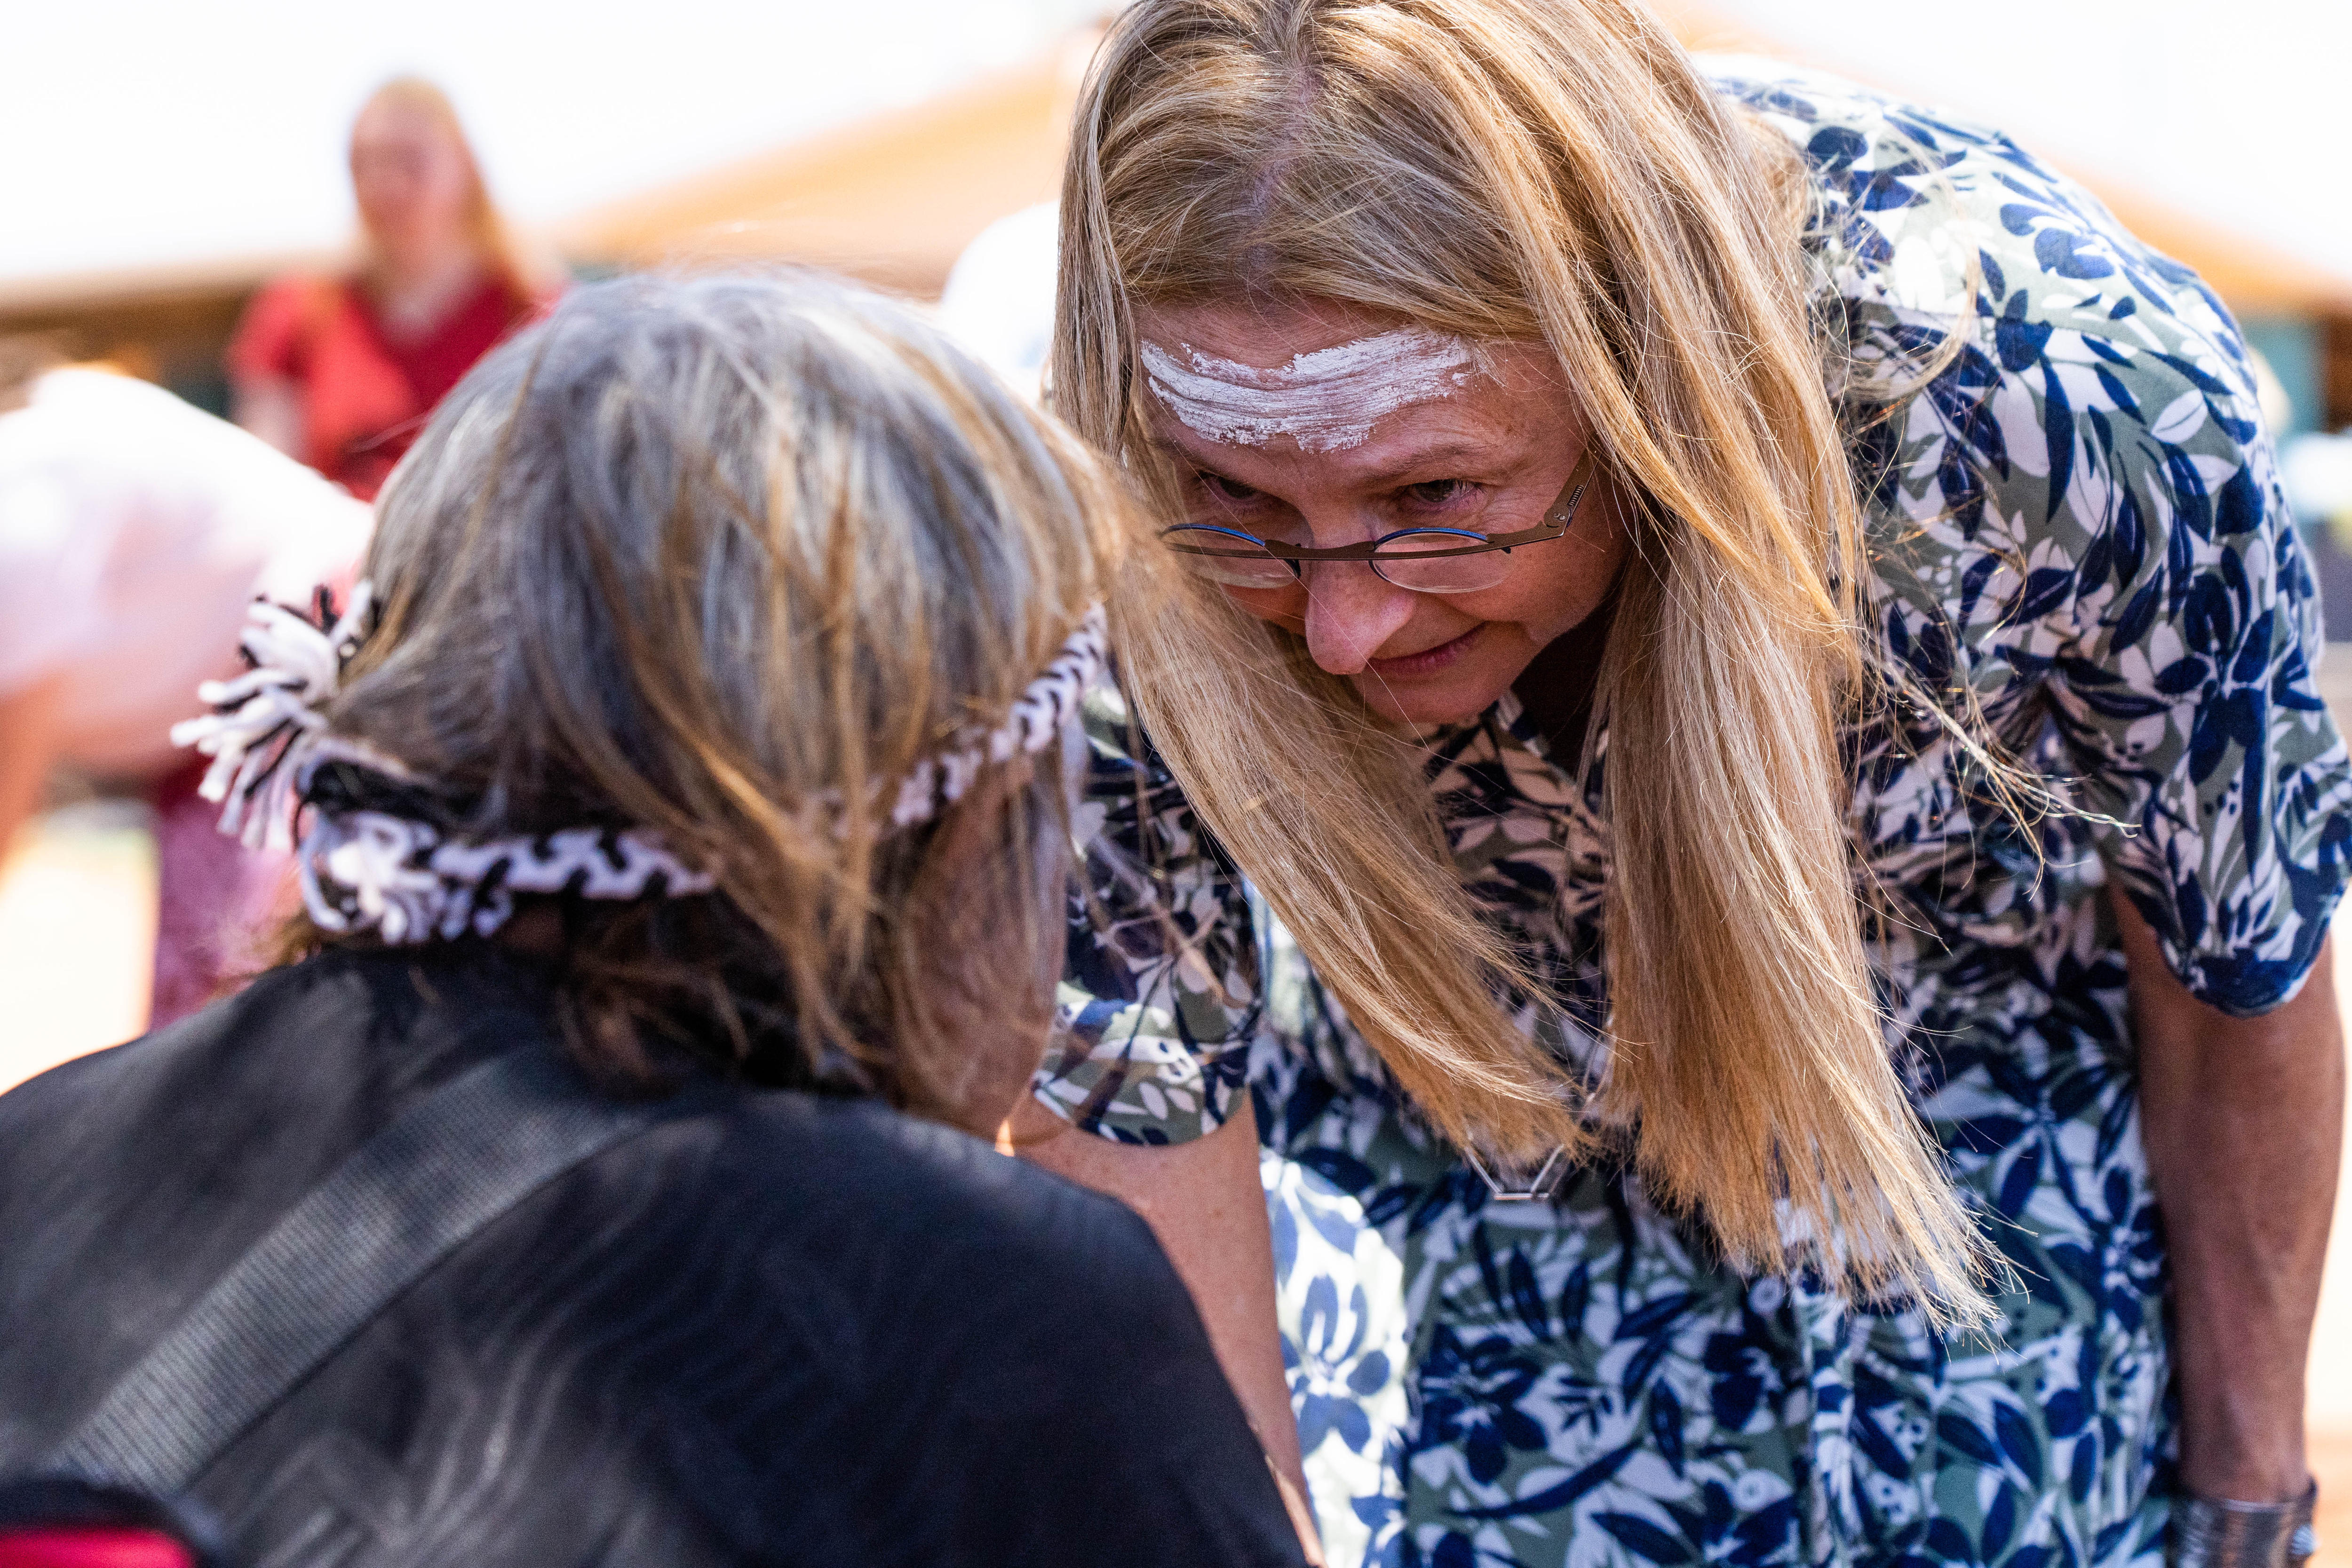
[1038,62,2352,1568]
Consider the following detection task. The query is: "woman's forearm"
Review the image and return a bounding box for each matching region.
[2121,892,2344,1501]
[0,673,67,859]
[1010,1094,1323,1561]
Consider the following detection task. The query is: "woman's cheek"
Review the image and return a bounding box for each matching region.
[1219,581,1308,631]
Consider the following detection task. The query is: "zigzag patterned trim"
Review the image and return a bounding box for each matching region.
[173,584,1107,945]
[298,806,718,946]
[883,605,1108,830]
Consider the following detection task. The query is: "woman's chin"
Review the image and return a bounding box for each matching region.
[1350,668,1508,728]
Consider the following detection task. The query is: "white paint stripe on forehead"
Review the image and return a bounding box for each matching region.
[1139,327,1478,453]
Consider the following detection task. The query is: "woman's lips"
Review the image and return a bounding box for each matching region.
[1367,624,1483,679]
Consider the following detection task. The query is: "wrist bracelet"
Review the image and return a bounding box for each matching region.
[2173,1480,2319,1568]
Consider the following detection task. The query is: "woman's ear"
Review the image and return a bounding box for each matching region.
[892,762,1067,1138]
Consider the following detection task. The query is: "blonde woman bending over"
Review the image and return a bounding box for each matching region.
[1014,4,2351,1567]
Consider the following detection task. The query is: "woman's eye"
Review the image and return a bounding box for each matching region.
[1200,472,1263,505]
[1400,478,1478,508]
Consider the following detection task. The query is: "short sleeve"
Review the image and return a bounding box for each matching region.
[1748,59,2352,1015]
[1033,683,1262,1144]
[224,276,317,386]
[2027,299,2352,1013]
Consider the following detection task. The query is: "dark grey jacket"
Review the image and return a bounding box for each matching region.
[0,950,1302,1567]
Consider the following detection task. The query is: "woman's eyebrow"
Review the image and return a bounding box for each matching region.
[1354,443,1498,485]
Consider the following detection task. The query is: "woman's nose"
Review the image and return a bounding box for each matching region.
[1299,559,1420,675]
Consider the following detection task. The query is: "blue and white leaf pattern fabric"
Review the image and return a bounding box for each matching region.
[1039,62,2352,1568]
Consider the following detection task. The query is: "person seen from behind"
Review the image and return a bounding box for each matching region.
[229,77,561,499]
[0,272,1307,1568]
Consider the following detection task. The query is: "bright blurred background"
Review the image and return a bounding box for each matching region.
[2,0,2347,1552]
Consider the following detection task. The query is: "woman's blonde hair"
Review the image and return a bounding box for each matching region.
[303,271,1135,1131]
[1053,0,1988,1316]
[351,76,566,300]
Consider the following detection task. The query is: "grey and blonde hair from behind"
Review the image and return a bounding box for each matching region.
[1054,0,1989,1317]
[326,271,1134,1131]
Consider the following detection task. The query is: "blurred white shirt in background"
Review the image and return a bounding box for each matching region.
[0,368,372,777]
[938,200,1060,405]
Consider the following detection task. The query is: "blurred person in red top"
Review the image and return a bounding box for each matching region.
[229,78,562,499]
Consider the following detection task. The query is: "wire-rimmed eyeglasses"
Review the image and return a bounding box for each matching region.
[1162,447,1597,594]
